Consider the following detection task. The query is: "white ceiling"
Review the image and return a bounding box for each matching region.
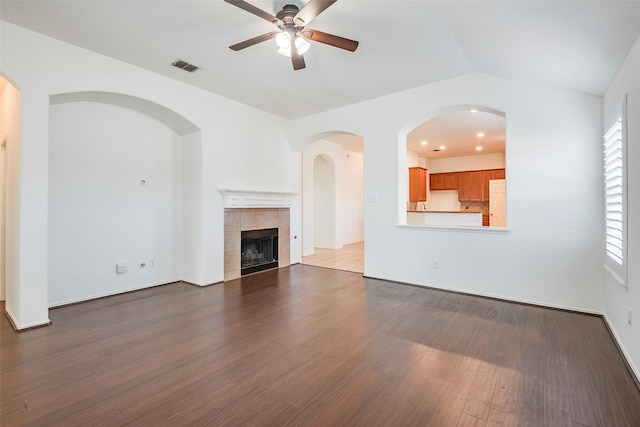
[2,0,640,121]
[408,109,505,159]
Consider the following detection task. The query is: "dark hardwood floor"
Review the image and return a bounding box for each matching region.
[2,264,639,426]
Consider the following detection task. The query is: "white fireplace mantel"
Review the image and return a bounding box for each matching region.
[220,190,297,208]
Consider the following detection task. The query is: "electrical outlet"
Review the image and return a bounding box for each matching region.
[116,262,126,274]
[149,260,155,268]
[628,308,633,326]
[139,261,146,268]
[433,259,440,269]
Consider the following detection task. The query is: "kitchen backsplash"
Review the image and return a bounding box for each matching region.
[460,201,489,214]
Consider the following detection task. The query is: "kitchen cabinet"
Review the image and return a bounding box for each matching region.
[457,173,469,200]
[409,167,427,202]
[429,173,458,190]
[456,168,505,202]
[468,171,483,201]
[456,171,482,201]
[431,168,505,202]
[482,170,495,201]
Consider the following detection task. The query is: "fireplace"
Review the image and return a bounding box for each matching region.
[241,228,278,275]
[224,208,290,281]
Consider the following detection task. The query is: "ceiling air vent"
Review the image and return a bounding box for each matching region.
[172,60,199,73]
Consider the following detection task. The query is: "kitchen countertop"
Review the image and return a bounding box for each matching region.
[407,210,482,214]
[407,210,483,226]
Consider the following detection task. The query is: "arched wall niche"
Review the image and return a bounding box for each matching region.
[47,91,206,307]
[50,91,200,136]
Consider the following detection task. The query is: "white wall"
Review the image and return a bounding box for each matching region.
[0,82,4,302]
[427,190,461,212]
[603,33,640,381]
[1,22,302,328]
[339,149,364,245]
[428,152,505,173]
[289,72,604,314]
[48,102,182,306]
[0,80,6,301]
[407,149,420,167]
[0,77,23,317]
[313,155,336,249]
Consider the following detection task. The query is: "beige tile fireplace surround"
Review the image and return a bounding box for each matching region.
[224,208,290,281]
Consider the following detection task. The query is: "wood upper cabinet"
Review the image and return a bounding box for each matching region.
[456,168,505,202]
[468,171,483,201]
[481,170,495,201]
[457,173,470,200]
[431,168,505,201]
[409,167,427,202]
[430,173,458,190]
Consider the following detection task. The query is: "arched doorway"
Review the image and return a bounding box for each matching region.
[301,133,364,273]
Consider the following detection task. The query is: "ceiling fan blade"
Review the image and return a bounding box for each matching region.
[290,41,306,70]
[302,29,359,52]
[294,0,337,26]
[229,31,280,51]
[224,0,283,27]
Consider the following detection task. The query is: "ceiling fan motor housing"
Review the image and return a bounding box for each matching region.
[277,4,301,26]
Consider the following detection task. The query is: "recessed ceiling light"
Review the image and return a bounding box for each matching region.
[421,141,428,145]
[476,146,483,151]
[439,145,446,150]
[477,132,485,138]
[470,109,479,113]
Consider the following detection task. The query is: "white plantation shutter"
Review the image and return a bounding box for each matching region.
[603,96,627,286]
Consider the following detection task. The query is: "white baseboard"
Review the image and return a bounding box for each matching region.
[364,274,603,315]
[603,314,640,388]
[4,307,51,331]
[48,279,182,308]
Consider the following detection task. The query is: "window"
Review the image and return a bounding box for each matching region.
[603,96,627,287]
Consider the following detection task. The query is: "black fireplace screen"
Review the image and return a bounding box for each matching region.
[241,228,278,275]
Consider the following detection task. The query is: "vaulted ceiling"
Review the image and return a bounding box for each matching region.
[2,1,640,120]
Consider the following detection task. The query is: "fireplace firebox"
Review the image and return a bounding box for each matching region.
[241,228,278,275]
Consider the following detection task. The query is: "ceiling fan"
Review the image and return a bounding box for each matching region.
[225,0,359,70]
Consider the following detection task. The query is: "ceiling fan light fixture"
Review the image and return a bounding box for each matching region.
[275,31,291,49]
[295,36,310,55]
[277,47,292,57]
[277,35,310,58]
